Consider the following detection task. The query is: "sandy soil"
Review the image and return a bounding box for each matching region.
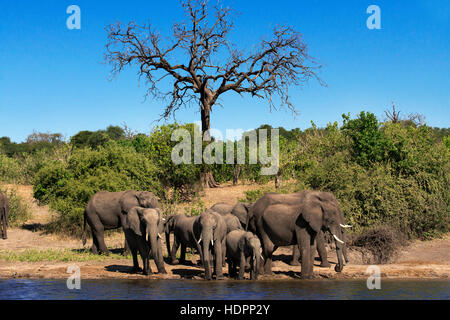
[0,184,449,280]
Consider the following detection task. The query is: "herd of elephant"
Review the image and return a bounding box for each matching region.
[82,190,351,280]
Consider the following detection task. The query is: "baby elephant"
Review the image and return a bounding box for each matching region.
[124,207,167,275]
[226,230,262,280]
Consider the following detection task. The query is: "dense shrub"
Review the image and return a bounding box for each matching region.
[70,125,126,149]
[0,155,23,183]
[33,142,161,235]
[351,225,406,264]
[0,187,32,227]
[290,114,449,239]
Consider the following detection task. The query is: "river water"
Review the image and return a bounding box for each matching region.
[0,279,448,300]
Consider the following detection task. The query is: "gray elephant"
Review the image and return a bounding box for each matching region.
[248,191,350,279]
[0,191,10,240]
[124,207,166,275]
[164,214,199,265]
[82,190,159,254]
[226,230,262,280]
[210,202,252,229]
[193,210,227,280]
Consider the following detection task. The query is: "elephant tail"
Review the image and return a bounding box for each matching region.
[82,210,87,246]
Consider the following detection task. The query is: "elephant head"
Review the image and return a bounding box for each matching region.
[194,210,223,280]
[127,207,165,268]
[120,191,159,215]
[301,193,348,273]
[232,202,252,230]
[239,232,262,280]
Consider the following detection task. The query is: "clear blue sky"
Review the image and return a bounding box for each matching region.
[0,0,449,142]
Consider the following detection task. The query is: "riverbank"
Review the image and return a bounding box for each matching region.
[0,184,448,280]
[1,230,448,280]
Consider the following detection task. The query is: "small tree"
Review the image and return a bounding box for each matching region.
[105,0,323,187]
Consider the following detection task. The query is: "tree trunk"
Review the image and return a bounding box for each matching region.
[233,164,241,186]
[200,103,220,188]
[275,169,282,189]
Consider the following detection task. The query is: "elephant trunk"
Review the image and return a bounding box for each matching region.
[147,225,160,272]
[165,230,171,262]
[251,252,260,280]
[331,228,345,273]
[201,229,213,280]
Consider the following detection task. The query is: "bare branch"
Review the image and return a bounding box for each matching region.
[105,0,324,130]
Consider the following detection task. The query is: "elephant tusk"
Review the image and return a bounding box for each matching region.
[333,234,345,244]
[211,239,214,247]
[260,254,265,261]
[157,233,162,239]
[340,224,352,228]
[197,236,202,244]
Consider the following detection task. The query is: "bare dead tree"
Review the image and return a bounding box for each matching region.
[385,102,401,123]
[384,102,425,126]
[105,0,323,187]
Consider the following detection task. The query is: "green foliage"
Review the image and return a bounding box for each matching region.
[290,118,449,239]
[70,125,126,149]
[0,132,63,157]
[342,111,390,166]
[0,187,32,227]
[0,155,23,183]
[33,142,161,236]
[133,123,202,200]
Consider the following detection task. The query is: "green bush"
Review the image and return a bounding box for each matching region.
[245,114,449,240]
[0,187,32,227]
[33,142,161,236]
[0,155,23,183]
[133,123,202,200]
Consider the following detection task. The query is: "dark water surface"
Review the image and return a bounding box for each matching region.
[0,279,448,300]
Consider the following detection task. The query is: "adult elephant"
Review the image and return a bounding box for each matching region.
[82,190,159,254]
[193,210,227,280]
[124,207,166,275]
[0,191,10,240]
[210,202,252,230]
[248,191,350,278]
[164,214,198,265]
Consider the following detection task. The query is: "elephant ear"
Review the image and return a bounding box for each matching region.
[299,202,323,234]
[164,215,174,234]
[127,207,142,236]
[155,208,165,232]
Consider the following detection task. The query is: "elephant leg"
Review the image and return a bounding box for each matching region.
[89,215,110,255]
[123,237,131,256]
[238,251,246,280]
[130,248,141,273]
[222,240,226,267]
[179,243,187,264]
[227,258,233,277]
[155,237,167,274]
[142,255,151,275]
[1,212,5,239]
[90,229,99,255]
[261,235,276,275]
[290,245,301,266]
[317,231,330,268]
[214,241,224,280]
[170,237,180,264]
[297,228,313,279]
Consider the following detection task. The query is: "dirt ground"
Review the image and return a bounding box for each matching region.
[0,184,449,281]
